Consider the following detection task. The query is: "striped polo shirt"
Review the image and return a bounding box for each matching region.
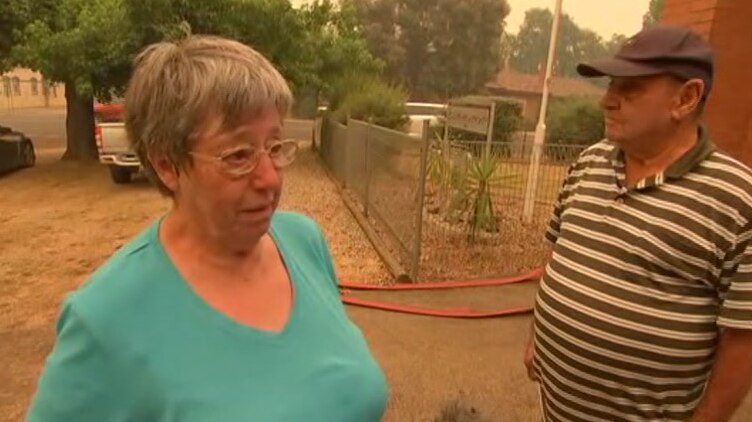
[533,131,752,422]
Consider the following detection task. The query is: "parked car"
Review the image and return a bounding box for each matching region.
[0,125,36,173]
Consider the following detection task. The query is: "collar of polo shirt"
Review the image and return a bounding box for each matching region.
[608,125,716,191]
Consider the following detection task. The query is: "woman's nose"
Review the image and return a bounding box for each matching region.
[251,152,281,189]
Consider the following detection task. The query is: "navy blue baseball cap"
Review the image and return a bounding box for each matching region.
[577,24,715,97]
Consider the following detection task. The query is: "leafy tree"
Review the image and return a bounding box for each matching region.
[643,0,665,27]
[0,0,31,71]
[348,0,510,101]
[11,0,380,161]
[605,33,628,55]
[14,0,135,160]
[299,1,384,104]
[508,8,611,78]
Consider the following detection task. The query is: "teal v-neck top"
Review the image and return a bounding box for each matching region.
[27,211,389,421]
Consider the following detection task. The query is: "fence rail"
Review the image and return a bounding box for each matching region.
[317,117,588,281]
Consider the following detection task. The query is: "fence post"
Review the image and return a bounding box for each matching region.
[364,119,372,217]
[343,116,350,190]
[410,119,430,281]
[484,100,496,159]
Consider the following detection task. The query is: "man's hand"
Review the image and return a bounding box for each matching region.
[689,328,752,422]
[524,325,539,382]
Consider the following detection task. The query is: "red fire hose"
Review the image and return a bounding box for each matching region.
[339,267,543,319]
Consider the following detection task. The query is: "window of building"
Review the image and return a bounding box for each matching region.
[30,78,39,96]
[2,76,9,97]
[12,77,21,96]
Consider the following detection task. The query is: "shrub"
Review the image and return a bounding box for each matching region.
[546,95,604,146]
[329,74,409,130]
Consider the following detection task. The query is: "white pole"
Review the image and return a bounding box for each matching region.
[522,0,563,223]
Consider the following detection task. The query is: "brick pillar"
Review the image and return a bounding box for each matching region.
[662,0,752,166]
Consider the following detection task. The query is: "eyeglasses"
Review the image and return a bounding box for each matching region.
[190,138,299,178]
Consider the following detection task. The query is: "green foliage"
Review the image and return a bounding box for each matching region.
[427,131,521,241]
[643,0,665,27]
[13,0,133,99]
[491,100,523,143]
[446,151,516,241]
[427,132,459,200]
[508,8,624,79]
[0,0,32,71]
[546,95,604,157]
[8,0,382,159]
[300,1,384,93]
[330,74,409,130]
[348,0,510,100]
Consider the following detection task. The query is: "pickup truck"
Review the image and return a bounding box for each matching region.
[95,122,141,184]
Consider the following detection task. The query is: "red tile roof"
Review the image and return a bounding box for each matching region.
[486,67,604,97]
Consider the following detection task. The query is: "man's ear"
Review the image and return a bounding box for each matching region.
[149,152,180,193]
[673,79,705,120]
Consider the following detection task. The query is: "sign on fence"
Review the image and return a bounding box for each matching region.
[445,105,491,135]
[445,98,497,157]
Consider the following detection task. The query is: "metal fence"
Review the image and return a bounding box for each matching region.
[319,118,429,279]
[317,117,588,281]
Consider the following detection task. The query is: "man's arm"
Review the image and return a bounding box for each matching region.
[690,328,752,422]
[693,228,752,422]
[524,246,555,381]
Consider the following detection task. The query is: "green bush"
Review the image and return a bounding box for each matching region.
[329,74,409,130]
[546,95,604,146]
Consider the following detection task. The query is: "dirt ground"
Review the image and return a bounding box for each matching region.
[2,144,751,422]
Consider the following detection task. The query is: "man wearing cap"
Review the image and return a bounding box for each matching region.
[524,24,752,421]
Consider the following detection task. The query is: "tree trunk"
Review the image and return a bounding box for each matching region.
[62,81,98,161]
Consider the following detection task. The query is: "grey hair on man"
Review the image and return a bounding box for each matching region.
[124,35,293,195]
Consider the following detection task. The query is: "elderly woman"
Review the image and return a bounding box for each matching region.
[27,35,389,421]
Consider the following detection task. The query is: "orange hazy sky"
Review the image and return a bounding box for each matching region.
[505,0,651,38]
[292,0,652,39]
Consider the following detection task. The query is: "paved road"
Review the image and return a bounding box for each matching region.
[0,106,314,152]
[0,107,66,150]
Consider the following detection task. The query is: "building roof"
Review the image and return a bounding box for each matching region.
[486,67,604,97]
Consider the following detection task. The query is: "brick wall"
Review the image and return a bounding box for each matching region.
[662,0,752,166]
[662,0,718,37]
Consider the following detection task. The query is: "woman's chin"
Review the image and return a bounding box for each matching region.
[232,213,273,240]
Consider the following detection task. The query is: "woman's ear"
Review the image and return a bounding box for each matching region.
[149,152,180,194]
[672,79,705,121]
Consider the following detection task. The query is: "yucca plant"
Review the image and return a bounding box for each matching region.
[447,151,517,241]
[427,133,453,199]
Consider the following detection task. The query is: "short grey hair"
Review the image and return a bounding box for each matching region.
[124,35,293,195]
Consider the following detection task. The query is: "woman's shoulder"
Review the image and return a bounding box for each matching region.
[271,211,326,244]
[67,219,169,329]
[271,211,336,277]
